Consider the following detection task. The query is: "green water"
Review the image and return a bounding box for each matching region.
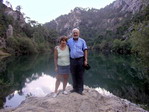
[0,51,149,109]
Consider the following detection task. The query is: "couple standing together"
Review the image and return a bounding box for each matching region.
[53,28,88,97]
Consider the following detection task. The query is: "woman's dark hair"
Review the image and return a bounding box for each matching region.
[58,36,68,43]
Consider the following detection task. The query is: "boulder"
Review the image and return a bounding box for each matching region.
[6,25,13,38]
[1,86,148,112]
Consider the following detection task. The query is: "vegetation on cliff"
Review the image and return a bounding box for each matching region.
[0,2,58,55]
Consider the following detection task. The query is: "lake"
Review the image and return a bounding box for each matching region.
[0,51,149,109]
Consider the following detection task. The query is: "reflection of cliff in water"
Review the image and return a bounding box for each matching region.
[0,54,55,108]
[85,52,149,108]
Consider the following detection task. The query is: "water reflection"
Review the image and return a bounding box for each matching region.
[0,52,149,109]
[4,72,113,109]
[0,54,55,109]
[4,73,71,108]
[84,52,149,108]
[4,91,26,108]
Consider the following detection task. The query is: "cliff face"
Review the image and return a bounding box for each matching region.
[1,87,148,112]
[0,3,26,49]
[113,0,146,13]
[4,7,25,28]
[44,0,149,38]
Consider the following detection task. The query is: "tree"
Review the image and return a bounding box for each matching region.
[130,23,149,67]
[30,20,39,26]
[5,1,12,8]
[16,5,22,12]
[25,16,31,23]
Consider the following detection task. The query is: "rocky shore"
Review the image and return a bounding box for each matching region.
[0,86,148,112]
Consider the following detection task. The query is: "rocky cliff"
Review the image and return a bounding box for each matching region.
[113,0,147,13]
[0,3,26,50]
[4,7,25,28]
[0,86,148,112]
[44,0,149,38]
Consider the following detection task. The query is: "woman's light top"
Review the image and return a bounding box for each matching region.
[57,45,70,66]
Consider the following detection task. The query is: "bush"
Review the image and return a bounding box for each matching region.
[112,39,121,52]
[36,43,48,53]
[6,37,37,55]
[130,24,149,67]
[112,39,131,54]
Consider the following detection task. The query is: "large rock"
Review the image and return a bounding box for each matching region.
[113,0,149,14]
[4,8,25,28]
[6,25,13,38]
[1,87,148,112]
[45,0,149,39]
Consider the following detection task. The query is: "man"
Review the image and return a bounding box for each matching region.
[67,28,88,95]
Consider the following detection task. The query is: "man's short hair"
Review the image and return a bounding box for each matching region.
[72,28,80,33]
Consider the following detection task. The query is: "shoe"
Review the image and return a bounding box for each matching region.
[52,93,58,98]
[70,89,77,93]
[77,91,83,95]
[62,91,68,95]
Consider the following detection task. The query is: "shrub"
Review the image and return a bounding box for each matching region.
[112,39,121,52]
[112,39,131,54]
[130,24,149,67]
[6,37,37,55]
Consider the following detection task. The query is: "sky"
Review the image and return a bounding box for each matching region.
[4,0,116,24]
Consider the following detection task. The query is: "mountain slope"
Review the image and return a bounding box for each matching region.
[44,0,149,40]
[0,2,58,55]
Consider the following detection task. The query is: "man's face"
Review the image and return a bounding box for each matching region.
[73,31,79,39]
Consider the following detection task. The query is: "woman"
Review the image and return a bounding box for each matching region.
[53,36,70,97]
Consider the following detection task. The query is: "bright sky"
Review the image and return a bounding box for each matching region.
[4,0,116,24]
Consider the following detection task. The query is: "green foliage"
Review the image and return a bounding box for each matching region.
[92,4,149,55]
[116,24,129,37]
[22,24,34,38]
[32,25,57,53]
[6,37,37,55]
[99,40,110,50]
[93,38,112,52]
[132,5,149,23]
[36,42,50,53]
[112,39,121,51]
[0,4,14,37]
[130,24,149,67]
[33,32,45,43]
[4,21,57,55]
[0,2,58,55]
[112,39,131,54]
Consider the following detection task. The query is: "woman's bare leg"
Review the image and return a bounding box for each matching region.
[54,75,61,93]
[63,74,69,91]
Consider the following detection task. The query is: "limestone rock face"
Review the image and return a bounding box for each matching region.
[1,87,148,112]
[113,0,149,14]
[4,8,25,28]
[45,0,149,38]
[6,25,13,38]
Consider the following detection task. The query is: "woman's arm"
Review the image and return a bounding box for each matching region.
[54,46,58,72]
